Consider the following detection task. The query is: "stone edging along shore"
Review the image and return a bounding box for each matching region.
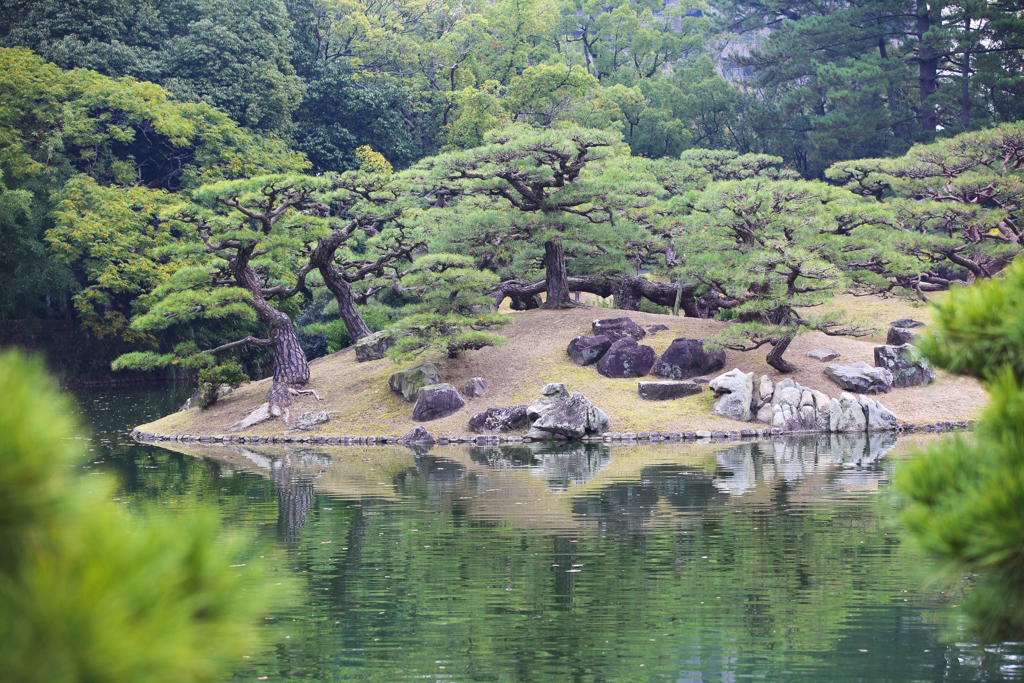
[131,420,973,447]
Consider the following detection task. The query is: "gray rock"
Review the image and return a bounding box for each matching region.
[532,392,591,439]
[226,402,272,431]
[592,317,646,341]
[824,361,893,394]
[463,377,490,398]
[874,344,936,387]
[886,326,921,346]
[397,426,436,444]
[891,318,926,329]
[637,381,702,401]
[596,338,656,378]
[829,393,867,432]
[755,403,774,423]
[806,348,841,362]
[566,334,612,365]
[709,369,754,422]
[389,361,443,402]
[412,383,465,421]
[355,330,396,362]
[287,411,330,433]
[527,383,570,421]
[468,405,530,433]
[755,375,774,408]
[651,338,726,380]
[859,395,899,431]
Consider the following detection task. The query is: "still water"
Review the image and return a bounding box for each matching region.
[70,384,1024,683]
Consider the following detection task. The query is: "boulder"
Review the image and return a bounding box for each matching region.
[596,338,656,378]
[463,377,490,398]
[829,393,867,432]
[806,348,840,362]
[412,384,465,421]
[389,361,443,402]
[637,381,702,401]
[824,361,893,394]
[527,382,570,421]
[355,330,396,362]
[226,402,272,431]
[752,375,774,412]
[874,344,935,388]
[886,326,921,346]
[859,395,899,431]
[591,317,646,341]
[645,324,670,335]
[651,338,726,380]
[532,392,607,438]
[709,369,754,422]
[287,411,330,433]
[398,426,436,444]
[468,405,530,433]
[891,318,926,329]
[566,334,612,366]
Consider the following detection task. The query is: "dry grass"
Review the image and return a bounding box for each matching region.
[138,297,987,438]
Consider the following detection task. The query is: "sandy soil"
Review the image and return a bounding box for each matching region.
[137,295,988,439]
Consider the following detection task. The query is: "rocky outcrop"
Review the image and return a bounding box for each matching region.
[463,377,490,398]
[637,381,702,401]
[566,334,612,366]
[389,361,443,402]
[595,338,656,378]
[874,344,936,387]
[806,348,840,362]
[518,383,609,440]
[468,405,530,433]
[709,369,753,422]
[707,370,899,434]
[651,338,726,380]
[398,425,436,445]
[592,317,646,341]
[886,326,921,346]
[412,383,465,421]
[355,330,396,362]
[824,361,893,394]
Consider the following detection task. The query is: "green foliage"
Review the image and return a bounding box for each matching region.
[0,349,271,682]
[899,260,1024,640]
[386,253,510,361]
[195,359,250,409]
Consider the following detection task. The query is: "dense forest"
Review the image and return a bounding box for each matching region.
[2,0,1023,389]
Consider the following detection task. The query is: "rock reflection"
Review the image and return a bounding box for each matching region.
[170,433,900,545]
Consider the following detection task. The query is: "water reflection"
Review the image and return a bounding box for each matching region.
[61,380,1024,683]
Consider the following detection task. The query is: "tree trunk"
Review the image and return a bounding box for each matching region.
[917,0,939,135]
[492,273,701,316]
[961,32,971,131]
[612,278,642,310]
[542,240,573,309]
[236,262,309,421]
[766,335,797,373]
[321,265,372,341]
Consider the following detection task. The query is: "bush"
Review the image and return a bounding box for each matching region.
[898,260,1024,641]
[196,360,250,409]
[0,350,270,682]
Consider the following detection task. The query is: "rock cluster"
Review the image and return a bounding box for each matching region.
[709,369,898,433]
[524,383,609,440]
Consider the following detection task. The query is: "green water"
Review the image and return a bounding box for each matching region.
[69,384,1024,683]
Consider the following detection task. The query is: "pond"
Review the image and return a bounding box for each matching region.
[69,384,1024,683]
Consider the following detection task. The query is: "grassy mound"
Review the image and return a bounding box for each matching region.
[136,299,988,439]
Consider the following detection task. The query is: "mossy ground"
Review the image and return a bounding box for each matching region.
[137,296,986,439]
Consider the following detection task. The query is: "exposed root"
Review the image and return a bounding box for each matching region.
[289,387,324,401]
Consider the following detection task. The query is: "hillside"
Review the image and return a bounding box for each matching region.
[135,295,988,440]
